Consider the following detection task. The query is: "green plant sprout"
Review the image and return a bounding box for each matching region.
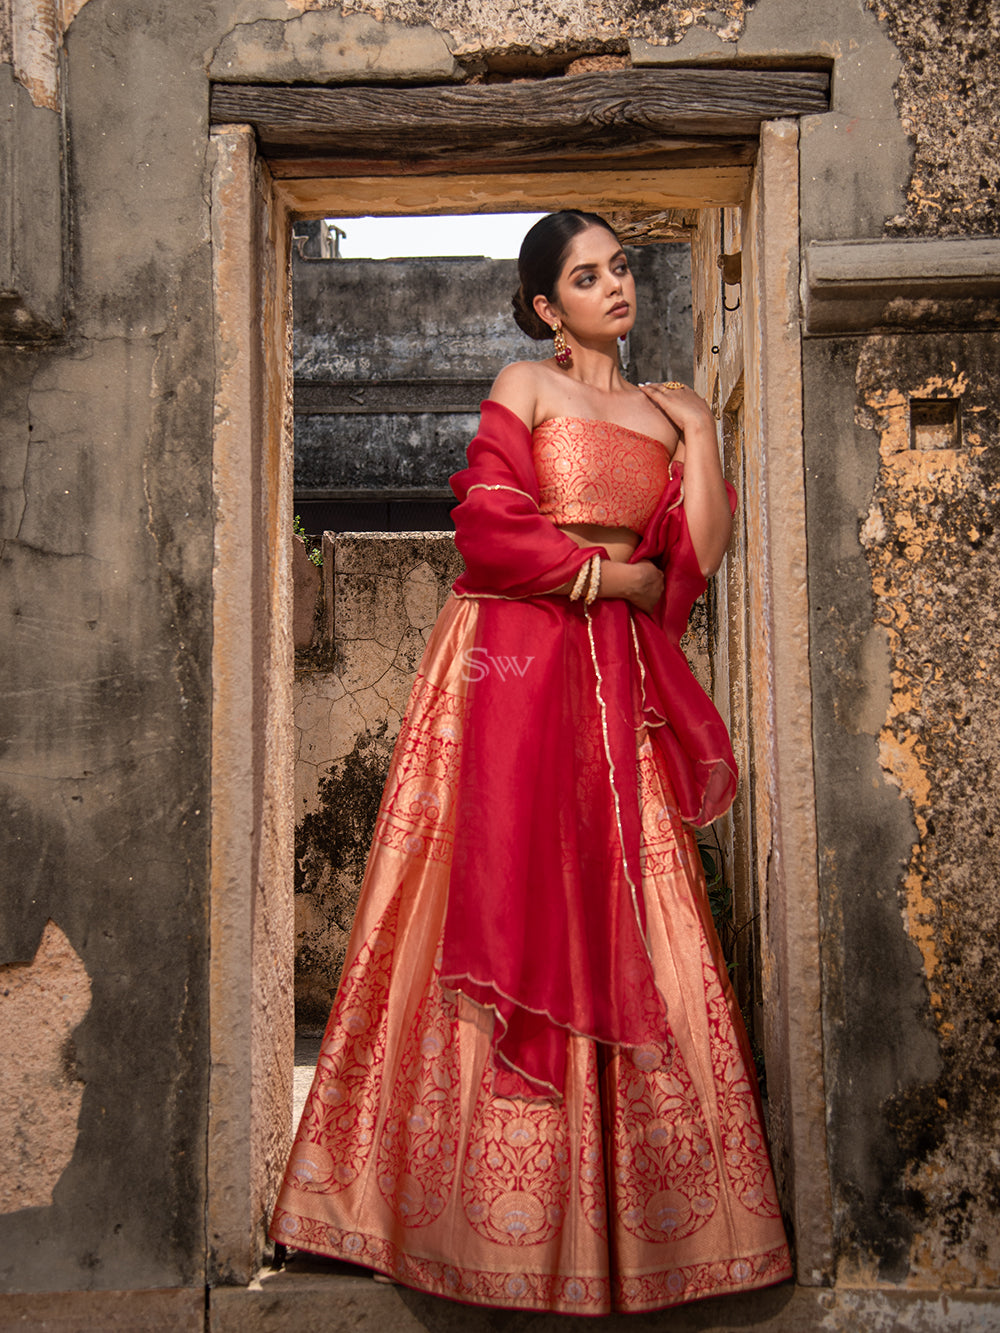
[293,514,324,567]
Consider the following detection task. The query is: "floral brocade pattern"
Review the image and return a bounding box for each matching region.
[577,1043,608,1238]
[281,895,398,1198]
[703,937,783,1220]
[462,1085,571,1247]
[637,734,693,881]
[374,675,465,864]
[613,1245,792,1312]
[609,1040,720,1244]
[269,1208,791,1318]
[269,603,792,1315]
[377,946,461,1228]
[533,417,673,534]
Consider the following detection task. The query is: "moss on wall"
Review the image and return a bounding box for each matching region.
[294,726,395,1026]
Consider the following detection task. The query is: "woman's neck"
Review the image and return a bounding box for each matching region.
[559,340,627,394]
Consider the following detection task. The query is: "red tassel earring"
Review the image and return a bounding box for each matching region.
[552,321,572,368]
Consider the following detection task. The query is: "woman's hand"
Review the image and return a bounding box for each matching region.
[625,560,665,614]
[638,380,716,438]
[596,558,664,614]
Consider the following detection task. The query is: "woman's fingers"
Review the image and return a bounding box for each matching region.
[639,381,696,410]
[639,381,715,431]
[628,559,664,614]
[639,381,688,427]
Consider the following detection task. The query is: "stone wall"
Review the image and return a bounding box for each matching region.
[1,0,999,1319]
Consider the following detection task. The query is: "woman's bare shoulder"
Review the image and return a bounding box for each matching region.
[488,360,551,429]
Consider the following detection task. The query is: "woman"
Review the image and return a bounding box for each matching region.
[269,211,793,1315]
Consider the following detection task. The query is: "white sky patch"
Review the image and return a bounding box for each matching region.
[326,213,547,260]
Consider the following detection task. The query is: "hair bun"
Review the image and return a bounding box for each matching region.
[511,286,552,342]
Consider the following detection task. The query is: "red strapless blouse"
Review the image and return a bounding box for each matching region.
[532,416,673,534]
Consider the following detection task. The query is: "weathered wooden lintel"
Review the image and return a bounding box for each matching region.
[264,140,757,181]
[210,68,830,169]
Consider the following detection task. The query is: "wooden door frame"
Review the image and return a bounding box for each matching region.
[208,75,832,1287]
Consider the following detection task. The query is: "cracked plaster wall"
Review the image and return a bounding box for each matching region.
[872,0,1000,239]
[1,0,225,1295]
[854,340,1000,1284]
[279,0,754,63]
[806,331,1000,1287]
[789,0,1000,1286]
[1,0,999,1305]
[293,534,463,1024]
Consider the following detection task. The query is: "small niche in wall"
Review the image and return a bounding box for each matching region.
[910,396,962,451]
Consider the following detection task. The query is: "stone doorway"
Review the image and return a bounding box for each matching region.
[208,80,832,1293]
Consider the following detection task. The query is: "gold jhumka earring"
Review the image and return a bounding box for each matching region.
[552,322,572,367]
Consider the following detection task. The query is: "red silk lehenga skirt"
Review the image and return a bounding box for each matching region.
[269,595,792,1315]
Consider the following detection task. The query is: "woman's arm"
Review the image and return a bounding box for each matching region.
[542,561,664,613]
[640,383,733,577]
[548,529,665,613]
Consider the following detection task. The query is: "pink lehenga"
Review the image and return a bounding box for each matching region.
[269,403,793,1315]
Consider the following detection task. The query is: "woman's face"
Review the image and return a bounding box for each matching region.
[534,224,637,344]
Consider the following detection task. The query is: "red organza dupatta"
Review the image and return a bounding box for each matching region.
[442,401,737,1097]
[443,595,668,1098]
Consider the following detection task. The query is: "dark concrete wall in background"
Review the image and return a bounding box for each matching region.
[292,244,693,495]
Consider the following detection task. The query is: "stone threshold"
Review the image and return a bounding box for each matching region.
[210,1264,1000,1332]
[3,1274,998,1330]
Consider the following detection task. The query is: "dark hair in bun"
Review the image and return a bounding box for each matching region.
[511,210,621,341]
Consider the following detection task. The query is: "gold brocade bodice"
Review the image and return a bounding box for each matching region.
[532,416,672,535]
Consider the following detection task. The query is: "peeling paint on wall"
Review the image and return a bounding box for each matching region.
[283,0,751,58]
[7,0,94,110]
[210,10,460,83]
[0,920,91,1213]
[856,335,1000,1281]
